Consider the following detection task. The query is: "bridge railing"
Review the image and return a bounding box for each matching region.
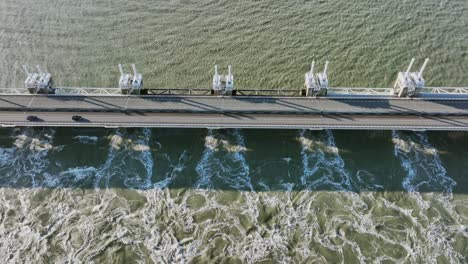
[0,88,29,94]
[0,86,467,96]
[235,89,302,96]
[328,87,393,95]
[423,87,468,94]
[147,88,212,96]
[57,87,122,95]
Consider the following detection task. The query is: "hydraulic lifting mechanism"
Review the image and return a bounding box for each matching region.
[20,59,429,97]
[303,60,329,97]
[22,65,54,94]
[393,58,429,97]
[212,65,235,95]
[118,64,145,95]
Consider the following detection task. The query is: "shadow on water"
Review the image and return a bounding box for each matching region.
[0,127,467,194]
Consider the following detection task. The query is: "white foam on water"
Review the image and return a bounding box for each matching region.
[92,128,170,190]
[57,166,99,187]
[195,129,253,191]
[157,150,189,189]
[129,128,154,189]
[42,128,173,190]
[0,128,67,262]
[298,129,353,191]
[73,135,98,144]
[0,146,14,167]
[392,131,456,194]
[1,128,467,263]
[109,134,124,150]
[0,128,57,188]
[391,131,465,263]
[134,188,201,262]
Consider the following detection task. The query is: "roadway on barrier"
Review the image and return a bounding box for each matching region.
[1,94,468,115]
[1,94,468,130]
[0,112,468,130]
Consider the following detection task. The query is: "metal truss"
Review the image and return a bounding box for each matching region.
[235,89,301,97]
[0,87,122,95]
[423,87,468,94]
[328,87,393,95]
[0,86,467,97]
[0,88,30,94]
[56,87,122,95]
[147,88,212,96]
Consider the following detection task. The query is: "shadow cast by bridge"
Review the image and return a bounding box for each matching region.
[232,96,321,113]
[327,98,392,112]
[45,95,127,111]
[138,95,223,112]
[431,98,468,111]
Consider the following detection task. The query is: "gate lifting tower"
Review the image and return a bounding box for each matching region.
[393,58,428,97]
[212,65,234,95]
[304,61,329,96]
[22,65,54,94]
[118,64,144,95]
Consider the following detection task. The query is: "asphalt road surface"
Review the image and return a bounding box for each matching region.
[0,95,468,115]
[1,95,468,130]
[1,111,468,130]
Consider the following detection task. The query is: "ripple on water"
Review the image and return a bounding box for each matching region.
[0,128,467,263]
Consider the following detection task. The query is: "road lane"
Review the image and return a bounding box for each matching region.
[1,94,468,130]
[0,95,468,115]
[1,111,468,130]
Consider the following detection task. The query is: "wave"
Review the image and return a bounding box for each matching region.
[299,129,353,191]
[392,131,456,193]
[82,128,163,189]
[195,129,253,191]
[88,128,186,189]
[73,135,99,144]
[0,128,57,188]
[0,127,191,190]
[1,128,466,263]
[391,131,465,263]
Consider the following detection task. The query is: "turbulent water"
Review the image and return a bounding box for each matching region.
[0,128,467,263]
[0,0,468,263]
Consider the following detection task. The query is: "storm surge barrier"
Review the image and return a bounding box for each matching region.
[0,59,467,130]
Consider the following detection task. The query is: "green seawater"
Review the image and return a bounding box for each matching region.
[0,0,467,263]
[0,128,467,263]
[0,0,467,88]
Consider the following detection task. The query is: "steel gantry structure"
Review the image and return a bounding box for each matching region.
[0,58,466,130]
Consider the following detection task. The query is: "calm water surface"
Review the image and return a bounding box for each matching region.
[0,0,467,88]
[0,0,467,263]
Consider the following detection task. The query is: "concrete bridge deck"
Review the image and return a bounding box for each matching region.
[1,94,468,130]
[1,94,468,114]
[0,112,467,131]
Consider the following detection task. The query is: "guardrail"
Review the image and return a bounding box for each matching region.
[0,87,467,97]
[147,88,211,96]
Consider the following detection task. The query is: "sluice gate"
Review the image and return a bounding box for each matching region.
[0,59,466,130]
[10,58,466,98]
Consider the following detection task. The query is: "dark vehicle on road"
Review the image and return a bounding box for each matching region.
[26,115,39,121]
[72,115,83,121]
